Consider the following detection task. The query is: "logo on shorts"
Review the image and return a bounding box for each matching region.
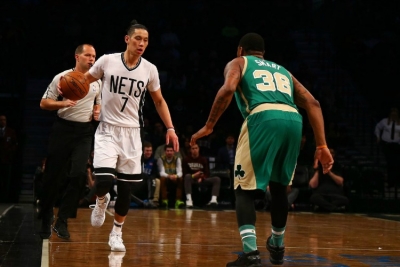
[235,164,245,179]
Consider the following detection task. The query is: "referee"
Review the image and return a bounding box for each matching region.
[39,44,102,239]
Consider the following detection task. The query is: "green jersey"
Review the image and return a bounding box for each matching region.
[234,56,298,119]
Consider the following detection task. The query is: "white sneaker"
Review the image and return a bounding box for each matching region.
[91,193,111,227]
[108,251,126,267]
[186,200,193,208]
[109,231,126,252]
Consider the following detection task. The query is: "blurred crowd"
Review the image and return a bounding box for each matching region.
[1,0,400,207]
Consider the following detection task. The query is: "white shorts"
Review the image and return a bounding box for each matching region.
[93,122,142,176]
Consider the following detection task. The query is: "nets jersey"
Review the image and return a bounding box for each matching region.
[234,56,298,119]
[89,53,160,127]
[42,68,102,122]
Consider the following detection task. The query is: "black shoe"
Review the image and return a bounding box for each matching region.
[39,210,54,239]
[226,250,261,267]
[266,236,285,265]
[53,218,70,239]
[144,200,158,209]
[206,201,219,210]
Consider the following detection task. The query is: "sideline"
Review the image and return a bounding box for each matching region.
[0,204,15,218]
[41,240,49,267]
[40,208,113,266]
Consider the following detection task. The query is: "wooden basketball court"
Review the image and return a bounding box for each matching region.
[40,207,400,267]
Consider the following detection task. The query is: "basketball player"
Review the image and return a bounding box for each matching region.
[190,33,334,266]
[39,44,101,240]
[83,20,179,252]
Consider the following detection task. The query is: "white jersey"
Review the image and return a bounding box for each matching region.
[89,53,160,128]
[42,68,102,122]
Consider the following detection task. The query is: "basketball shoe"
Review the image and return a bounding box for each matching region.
[109,231,126,252]
[266,235,285,265]
[226,250,261,267]
[90,193,110,227]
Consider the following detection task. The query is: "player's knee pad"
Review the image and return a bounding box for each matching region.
[94,168,115,196]
[114,180,132,216]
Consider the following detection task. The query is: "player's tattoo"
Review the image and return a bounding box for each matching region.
[207,96,229,124]
[293,79,309,108]
[226,69,240,81]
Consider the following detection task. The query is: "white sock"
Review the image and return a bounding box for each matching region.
[97,195,106,204]
[211,195,217,203]
[112,220,124,233]
[186,194,192,201]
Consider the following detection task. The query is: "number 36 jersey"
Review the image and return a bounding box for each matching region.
[235,55,298,119]
[89,53,160,127]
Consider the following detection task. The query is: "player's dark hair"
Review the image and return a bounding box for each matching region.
[238,33,265,53]
[75,44,93,54]
[127,19,148,36]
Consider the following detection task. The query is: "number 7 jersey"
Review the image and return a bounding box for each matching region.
[89,52,160,127]
[235,55,298,119]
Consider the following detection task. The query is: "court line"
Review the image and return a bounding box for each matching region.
[41,239,49,267]
[0,204,15,218]
[44,240,400,252]
[287,246,400,252]
[106,209,114,216]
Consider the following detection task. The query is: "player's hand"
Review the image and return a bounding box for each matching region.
[63,99,77,107]
[190,126,213,146]
[166,129,179,152]
[314,147,334,174]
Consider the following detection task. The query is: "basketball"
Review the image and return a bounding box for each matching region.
[59,71,89,101]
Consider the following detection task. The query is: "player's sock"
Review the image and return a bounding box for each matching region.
[210,195,217,202]
[97,195,106,204]
[112,220,124,233]
[186,194,192,202]
[270,226,286,247]
[239,224,257,252]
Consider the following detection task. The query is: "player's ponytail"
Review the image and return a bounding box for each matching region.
[127,19,147,35]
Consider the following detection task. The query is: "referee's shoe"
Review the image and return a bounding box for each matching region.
[53,218,70,239]
[39,210,54,239]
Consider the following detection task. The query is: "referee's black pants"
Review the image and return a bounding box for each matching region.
[381,141,400,187]
[41,117,94,220]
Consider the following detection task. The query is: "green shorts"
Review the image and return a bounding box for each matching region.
[234,105,303,191]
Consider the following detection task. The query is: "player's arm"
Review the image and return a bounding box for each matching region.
[190,58,242,145]
[149,89,179,151]
[292,74,333,173]
[205,58,242,129]
[149,89,174,129]
[292,75,328,147]
[83,72,99,84]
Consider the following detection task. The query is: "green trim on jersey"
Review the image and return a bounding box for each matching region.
[234,56,298,119]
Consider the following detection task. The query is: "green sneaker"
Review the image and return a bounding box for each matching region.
[175,200,185,209]
[161,200,168,208]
